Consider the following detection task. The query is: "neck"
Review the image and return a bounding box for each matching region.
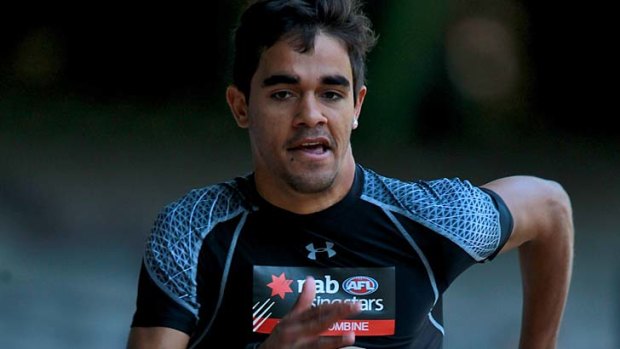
[255,156,357,215]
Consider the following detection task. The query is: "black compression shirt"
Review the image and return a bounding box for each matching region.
[131,164,513,348]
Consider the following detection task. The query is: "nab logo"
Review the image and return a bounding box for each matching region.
[305,241,336,260]
[343,276,378,296]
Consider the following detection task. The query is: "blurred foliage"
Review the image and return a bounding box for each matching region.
[0,0,616,151]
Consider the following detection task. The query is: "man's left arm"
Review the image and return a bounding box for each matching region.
[482,175,574,349]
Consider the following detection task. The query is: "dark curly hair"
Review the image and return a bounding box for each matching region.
[231,0,377,102]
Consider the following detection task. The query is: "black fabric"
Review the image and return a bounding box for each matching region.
[131,262,196,335]
[129,164,513,348]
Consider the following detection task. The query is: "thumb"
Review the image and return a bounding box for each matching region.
[290,276,315,316]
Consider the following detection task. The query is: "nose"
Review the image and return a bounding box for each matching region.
[294,93,327,128]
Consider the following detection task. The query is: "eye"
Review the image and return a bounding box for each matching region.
[322,91,344,101]
[271,90,293,101]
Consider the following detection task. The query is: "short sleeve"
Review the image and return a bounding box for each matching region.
[130,261,197,334]
[479,187,514,261]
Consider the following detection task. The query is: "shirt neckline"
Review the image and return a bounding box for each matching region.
[239,164,365,221]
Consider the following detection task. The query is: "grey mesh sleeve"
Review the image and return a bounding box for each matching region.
[479,187,514,261]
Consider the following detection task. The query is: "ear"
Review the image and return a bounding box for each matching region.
[352,85,367,130]
[226,85,250,128]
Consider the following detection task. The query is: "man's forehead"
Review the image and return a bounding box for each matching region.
[255,34,353,83]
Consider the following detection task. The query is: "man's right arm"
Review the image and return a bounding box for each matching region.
[127,327,190,349]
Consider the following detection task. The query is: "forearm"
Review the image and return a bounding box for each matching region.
[127,327,190,349]
[518,201,574,348]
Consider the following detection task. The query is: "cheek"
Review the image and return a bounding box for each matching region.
[248,113,286,147]
[333,116,354,137]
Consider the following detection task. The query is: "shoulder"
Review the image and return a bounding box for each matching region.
[360,166,506,261]
[361,166,491,212]
[155,180,249,230]
[146,179,250,252]
[142,179,250,313]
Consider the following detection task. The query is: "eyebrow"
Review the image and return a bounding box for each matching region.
[262,74,299,87]
[261,74,351,89]
[322,75,350,89]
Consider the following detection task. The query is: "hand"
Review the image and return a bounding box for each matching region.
[259,276,361,349]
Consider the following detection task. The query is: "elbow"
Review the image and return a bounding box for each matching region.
[542,179,574,244]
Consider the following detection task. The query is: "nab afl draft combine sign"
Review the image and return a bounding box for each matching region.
[252,266,396,336]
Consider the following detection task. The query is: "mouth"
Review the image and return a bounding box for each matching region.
[287,138,331,155]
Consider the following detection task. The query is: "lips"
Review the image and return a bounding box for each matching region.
[288,137,331,155]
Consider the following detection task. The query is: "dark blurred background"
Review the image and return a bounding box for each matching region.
[1,1,618,348]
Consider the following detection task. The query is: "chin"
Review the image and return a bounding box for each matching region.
[285,170,337,194]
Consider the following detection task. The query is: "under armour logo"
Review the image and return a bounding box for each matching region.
[306,242,336,260]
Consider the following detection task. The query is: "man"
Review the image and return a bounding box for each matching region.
[127,0,574,348]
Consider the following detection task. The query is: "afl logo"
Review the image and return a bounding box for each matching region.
[343,276,379,296]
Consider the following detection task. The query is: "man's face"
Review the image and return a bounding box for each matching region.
[235,33,366,195]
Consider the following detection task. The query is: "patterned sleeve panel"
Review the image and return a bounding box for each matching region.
[143,182,247,316]
[362,168,509,262]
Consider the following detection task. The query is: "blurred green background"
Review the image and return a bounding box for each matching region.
[1,1,618,348]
